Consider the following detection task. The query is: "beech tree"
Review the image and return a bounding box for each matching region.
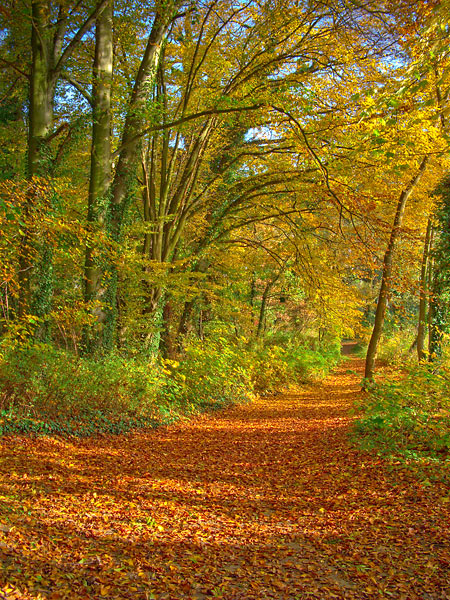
[0,0,448,359]
[18,1,110,324]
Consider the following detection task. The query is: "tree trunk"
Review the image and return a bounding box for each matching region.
[429,233,448,360]
[256,271,283,340]
[365,156,428,381]
[428,173,450,360]
[83,0,113,351]
[160,300,175,358]
[108,6,179,240]
[256,282,272,340]
[18,0,53,319]
[417,218,432,362]
[28,2,54,178]
[19,0,110,327]
[103,2,180,349]
[428,76,449,360]
[429,276,445,360]
[176,257,211,345]
[427,241,435,358]
[178,299,194,341]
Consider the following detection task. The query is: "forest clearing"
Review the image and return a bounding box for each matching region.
[1,354,449,600]
[1,1,450,598]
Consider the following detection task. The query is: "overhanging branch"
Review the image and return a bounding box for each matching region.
[112,103,264,159]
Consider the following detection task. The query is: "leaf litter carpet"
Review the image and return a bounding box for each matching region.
[1,358,449,600]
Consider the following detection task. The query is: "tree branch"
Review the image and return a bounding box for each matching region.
[53,0,110,81]
[61,74,93,106]
[0,56,29,80]
[112,103,264,159]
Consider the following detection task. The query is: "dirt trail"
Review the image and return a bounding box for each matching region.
[1,357,449,600]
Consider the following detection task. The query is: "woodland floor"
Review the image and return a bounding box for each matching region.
[1,356,449,600]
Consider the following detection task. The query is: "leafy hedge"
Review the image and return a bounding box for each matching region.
[163,337,254,411]
[0,346,168,436]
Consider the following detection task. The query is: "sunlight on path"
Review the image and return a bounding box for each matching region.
[1,358,449,599]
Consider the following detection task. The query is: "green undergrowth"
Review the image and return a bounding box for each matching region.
[354,365,450,478]
[376,328,417,368]
[0,336,340,437]
[0,346,173,437]
[0,411,163,437]
[254,341,340,393]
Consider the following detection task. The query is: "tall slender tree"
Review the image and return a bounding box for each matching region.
[18,0,110,322]
[365,157,429,381]
[83,0,113,350]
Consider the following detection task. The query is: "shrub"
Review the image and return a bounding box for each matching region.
[0,335,342,437]
[0,346,167,435]
[252,345,292,392]
[376,328,416,367]
[354,365,450,460]
[0,338,256,435]
[253,340,340,392]
[162,336,255,411]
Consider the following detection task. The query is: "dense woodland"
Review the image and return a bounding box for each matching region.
[0,0,449,439]
[1,3,450,599]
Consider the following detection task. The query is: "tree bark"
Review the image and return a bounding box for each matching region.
[103,1,181,349]
[18,0,53,319]
[365,156,429,381]
[178,299,194,341]
[427,234,435,358]
[27,1,54,178]
[417,218,432,362]
[108,5,180,240]
[83,0,113,351]
[160,299,175,358]
[429,217,449,360]
[19,0,110,324]
[256,281,272,340]
[176,258,210,344]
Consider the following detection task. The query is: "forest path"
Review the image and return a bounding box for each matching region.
[1,357,449,600]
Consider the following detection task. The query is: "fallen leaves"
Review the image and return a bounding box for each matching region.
[0,358,449,599]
